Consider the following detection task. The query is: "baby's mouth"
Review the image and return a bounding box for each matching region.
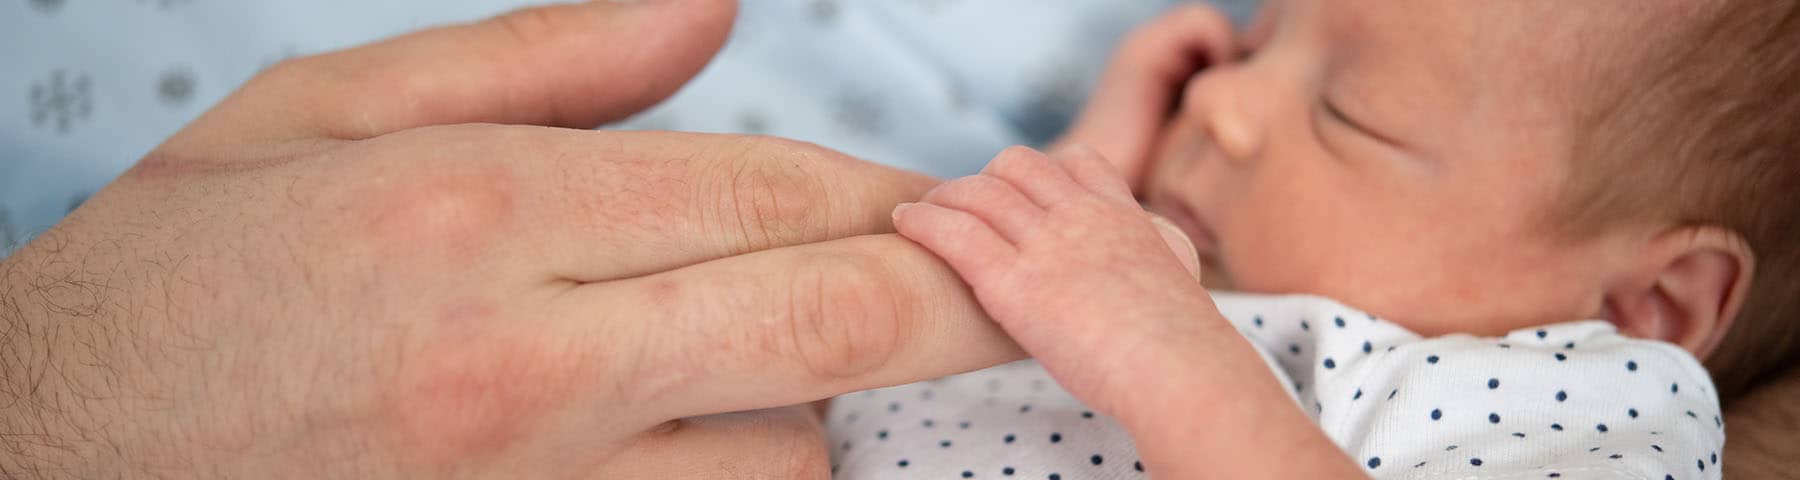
[1146,199,1235,288]
[1148,200,1216,257]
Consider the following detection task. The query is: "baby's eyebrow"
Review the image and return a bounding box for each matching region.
[1323,0,1478,105]
[1322,39,1476,155]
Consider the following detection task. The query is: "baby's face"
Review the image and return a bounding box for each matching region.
[1143,0,1647,336]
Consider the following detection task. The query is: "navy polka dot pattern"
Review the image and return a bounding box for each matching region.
[827,360,1155,479]
[827,293,1724,479]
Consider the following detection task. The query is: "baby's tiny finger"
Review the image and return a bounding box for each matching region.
[1051,144,1136,206]
[921,175,1045,244]
[893,202,1018,286]
[982,146,1081,207]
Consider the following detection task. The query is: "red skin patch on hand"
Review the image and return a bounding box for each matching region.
[394,302,584,468]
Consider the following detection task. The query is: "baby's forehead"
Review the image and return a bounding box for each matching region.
[1333,2,1696,126]
[1356,4,1657,73]
[1468,3,1687,74]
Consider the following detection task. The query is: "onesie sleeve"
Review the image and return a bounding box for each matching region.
[1312,320,1726,480]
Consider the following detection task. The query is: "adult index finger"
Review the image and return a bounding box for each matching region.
[547,233,1025,424]
[161,0,734,156]
[498,129,943,282]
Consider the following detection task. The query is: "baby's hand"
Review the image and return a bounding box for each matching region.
[893,145,1213,409]
[898,146,1367,480]
[1054,4,1236,190]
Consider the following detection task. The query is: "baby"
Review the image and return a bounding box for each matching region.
[829,1,1799,479]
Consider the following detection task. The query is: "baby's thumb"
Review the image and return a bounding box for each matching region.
[1149,213,1203,281]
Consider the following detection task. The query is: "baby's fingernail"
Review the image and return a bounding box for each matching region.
[892,202,916,219]
[1149,213,1203,281]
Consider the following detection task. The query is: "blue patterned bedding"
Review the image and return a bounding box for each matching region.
[0,0,1258,255]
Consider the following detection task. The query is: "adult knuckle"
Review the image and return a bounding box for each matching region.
[781,253,909,383]
[240,55,350,106]
[386,325,591,465]
[363,178,511,248]
[337,134,517,260]
[491,6,563,47]
[718,137,837,251]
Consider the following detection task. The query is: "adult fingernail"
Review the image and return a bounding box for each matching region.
[1149,213,1203,281]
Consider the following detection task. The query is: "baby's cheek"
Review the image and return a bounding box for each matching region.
[1218,208,1442,328]
[1217,215,1335,292]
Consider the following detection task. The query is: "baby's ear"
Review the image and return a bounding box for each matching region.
[1604,226,1754,359]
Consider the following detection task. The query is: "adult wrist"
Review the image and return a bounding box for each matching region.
[0,248,132,479]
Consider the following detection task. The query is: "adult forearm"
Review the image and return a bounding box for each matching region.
[0,243,131,479]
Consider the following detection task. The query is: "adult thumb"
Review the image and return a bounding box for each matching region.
[189,0,737,147]
[1150,213,1203,281]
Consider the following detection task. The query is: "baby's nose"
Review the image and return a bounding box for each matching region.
[1183,67,1263,165]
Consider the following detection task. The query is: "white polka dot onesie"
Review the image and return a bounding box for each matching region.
[826,293,1725,480]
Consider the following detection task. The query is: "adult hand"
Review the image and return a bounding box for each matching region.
[0,1,1020,477]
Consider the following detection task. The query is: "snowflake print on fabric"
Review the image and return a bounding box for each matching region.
[808,0,840,24]
[27,0,65,14]
[906,0,962,14]
[833,92,886,138]
[735,111,772,135]
[1017,60,1087,143]
[134,0,193,10]
[29,70,92,135]
[156,65,198,108]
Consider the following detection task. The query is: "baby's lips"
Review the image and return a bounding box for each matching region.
[1148,212,1204,281]
[1147,199,1219,257]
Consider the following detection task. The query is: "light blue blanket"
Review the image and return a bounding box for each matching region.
[0,0,1257,255]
